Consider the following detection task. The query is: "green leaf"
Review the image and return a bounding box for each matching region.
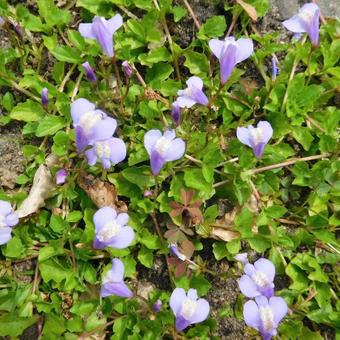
[51,46,82,63]
[122,166,155,189]
[212,242,228,260]
[183,50,209,75]
[10,100,45,122]
[172,6,187,22]
[0,313,38,337]
[2,236,24,258]
[197,16,227,39]
[38,0,70,28]
[36,115,65,137]
[292,127,314,151]
[139,47,171,66]
[137,246,154,268]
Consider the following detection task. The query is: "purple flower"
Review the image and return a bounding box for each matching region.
[209,37,253,84]
[244,295,288,340]
[234,253,249,265]
[144,129,185,175]
[122,61,133,77]
[271,57,279,81]
[169,243,186,261]
[56,169,67,185]
[0,200,19,245]
[238,258,275,298]
[85,137,126,169]
[236,121,273,158]
[101,258,133,298]
[283,3,320,47]
[41,87,48,107]
[71,98,117,151]
[176,77,209,108]
[79,14,123,57]
[171,102,181,127]
[153,299,162,312]
[82,62,97,83]
[93,206,134,250]
[143,190,153,198]
[170,288,210,331]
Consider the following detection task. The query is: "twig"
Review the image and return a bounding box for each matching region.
[182,0,201,30]
[249,153,329,175]
[71,71,84,101]
[226,13,240,37]
[306,115,325,133]
[59,63,77,92]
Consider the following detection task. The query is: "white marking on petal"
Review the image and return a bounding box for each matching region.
[252,270,271,288]
[103,269,118,284]
[95,140,111,158]
[97,220,121,242]
[299,9,314,24]
[155,137,172,157]
[78,111,102,134]
[259,306,275,332]
[249,127,264,145]
[180,298,197,320]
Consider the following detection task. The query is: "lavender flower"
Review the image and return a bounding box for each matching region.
[79,14,123,57]
[170,288,210,331]
[171,102,181,127]
[82,62,97,83]
[56,169,67,185]
[271,57,279,81]
[71,98,117,151]
[153,299,162,312]
[176,77,208,108]
[0,200,19,245]
[243,295,288,340]
[169,243,187,261]
[122,61,133,77]
[238,258,275,298]
[101,258,133,298]
[283,3,320,47]
[236,121,273,158]
[143,190,153,198]
[209,37,253,84]
[41,87,48,107]
[93,206,134,250]
[234,253,249,265]
[144,129,185,175]
[85,137,126,169]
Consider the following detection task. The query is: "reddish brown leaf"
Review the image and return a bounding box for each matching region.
[236,0,258,21]
[180,239,195,258]
[211,228,240,241]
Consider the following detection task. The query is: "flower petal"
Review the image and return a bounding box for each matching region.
[283,15,306,33]
[238,275,261,298]
[0,201,12,216]
[236,127,252,147]
[269,297,288,326]
[190,87,209,106]
[170,288,186,315]
[187,76,203,90]
[92,17,114,57]
[208,39,225,59]
[150,150,165,175]
[75,126,89,152]
[0,227,12,245]
[176,95,196,108]
[116,213,129,226]
[253,142,265,158]
[220,43,237,84]
[108,226,135,249]
[189,298,210,324]
[101,281,133,298]
[144,129,162,156]
[257,121,273,144]
[89,116,117,143]
[71,98,96,124]
[108,14,123,34]
[254,258,276,282]
[5,213,19,227]
[79,23,95,39]
[85,147,97,166]
[93,206,117,230]
[109,137,126,164]
[187,288,198,300]
[110,258,125,281]
[243,300,261,330]
[235,38,254,64]
[164,138,185,162]
[176,316,190,331]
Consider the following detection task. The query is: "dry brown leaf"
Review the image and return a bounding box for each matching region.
[16,154,57,218]
[211,228,240,242]
[77,173,127,212]
[236,0,258,21]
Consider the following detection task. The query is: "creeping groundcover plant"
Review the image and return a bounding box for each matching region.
[0,0,339,339]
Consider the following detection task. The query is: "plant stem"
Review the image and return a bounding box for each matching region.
[182,0,201,29]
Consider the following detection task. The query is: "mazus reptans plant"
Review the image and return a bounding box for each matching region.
[0,200,19,245]
[176,76,209,108]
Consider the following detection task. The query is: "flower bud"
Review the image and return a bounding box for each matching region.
[171,102,181,127]
[56,168,67,185]
[82,62,97,83]
[41,87,48,107]
[122,61,133,77]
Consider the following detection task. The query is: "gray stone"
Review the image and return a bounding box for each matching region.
[270,0,340,19]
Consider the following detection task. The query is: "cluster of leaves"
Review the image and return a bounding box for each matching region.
[0,0,339,338]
